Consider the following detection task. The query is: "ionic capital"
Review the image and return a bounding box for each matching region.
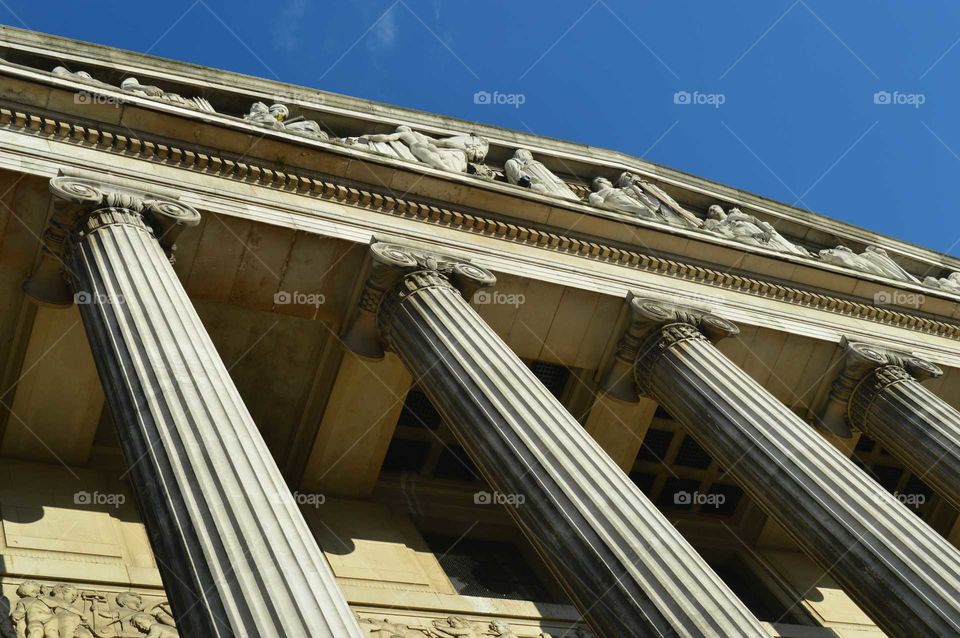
[601,294,739,401]
[23,175,200,307]
[341,242,495,359]
[817,339,942,436]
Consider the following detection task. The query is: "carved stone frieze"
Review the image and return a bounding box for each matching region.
[342,242,496,358]
[243,101,329,140]
[924,271,960,292]
[817,339,942,436]
[3,580,177,637]
[53,66,214,112]
[3,106,958,340]
[333,125,489,174]
[705,205,810,256]
[355,615,587,638]
[589,173,701,228]
[819,245,920,282]
[505,149,579,201]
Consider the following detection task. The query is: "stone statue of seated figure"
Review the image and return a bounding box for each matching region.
[242,102,328,140]
[505,149,580,201]
[336,125,489,174]
[705,205,810,256]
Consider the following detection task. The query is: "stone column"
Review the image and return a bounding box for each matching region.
[25,176,362,638]
[819,340,960,511]
[605,295,960,637]
[342,242,768,638]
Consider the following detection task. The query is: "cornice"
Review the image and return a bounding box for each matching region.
[1,25,958,276]
[3,104,960,343]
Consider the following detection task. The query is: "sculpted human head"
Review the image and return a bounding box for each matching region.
[116,592,143,610]
[707,204,726,220]
[592,176,613,191]
[16,581,40,597]
[53,584,78,603]
[268,103,290,120]
[514,148,534,162]
[131,614,154,631]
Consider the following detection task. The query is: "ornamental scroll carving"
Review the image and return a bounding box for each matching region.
[600,295,738,402]
[818,339,942,436]
[356,614,589,638]
[341,242,495,359]
[3,581,177,637]
[23,176,201,307]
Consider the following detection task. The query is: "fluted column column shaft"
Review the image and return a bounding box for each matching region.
[52,177,361,637]
[370,261,767,638]
[636,318,960,637]
[851,365,960,511]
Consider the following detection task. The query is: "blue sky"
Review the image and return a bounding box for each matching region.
[5,1,960,255]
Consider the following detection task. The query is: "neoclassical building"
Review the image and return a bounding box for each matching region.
[0,25,959,638]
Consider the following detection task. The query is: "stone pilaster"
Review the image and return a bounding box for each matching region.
[820,340,960,511]
[25,176,362,638]
[342,243,768,638]
[608,295,960,637]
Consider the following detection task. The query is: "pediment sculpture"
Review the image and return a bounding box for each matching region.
[243,102,329,141]
[120,77,214,112]
[818,245,919,282]
[5,580,178,637]
[924,271,960,292]
[334,125,490,174]
[53,67,214,112]
[589,173,701,228]
[505,149,579,201]
[704,205,810,256]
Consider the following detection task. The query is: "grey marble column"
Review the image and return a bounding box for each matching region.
[342,243,768,638]
[819,340,960,511]
[606,295,960,637]
[25,176,362,638]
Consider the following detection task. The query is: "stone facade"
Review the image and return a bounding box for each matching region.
[1,25,960,638]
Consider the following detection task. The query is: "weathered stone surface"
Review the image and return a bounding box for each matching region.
[820,340,960,511]
[342,242,768,638]
[23,175,362,638]
[608,295,960,637]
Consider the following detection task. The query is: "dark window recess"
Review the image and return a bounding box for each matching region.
[871,465,903,491]
[654,405,672,420]
[381,438,431,474]
[629,471,657,495]
[399,388,443,430]
[659,477,701,510]
[425,535,557,602]
[855,435,876,453]
[638,428,674,463]
[525,361,570,398]
[674,435,712,469]
[901,474,934,506]
[433,445,481,482]
[707,557,811,624]
[702,483,743,517]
